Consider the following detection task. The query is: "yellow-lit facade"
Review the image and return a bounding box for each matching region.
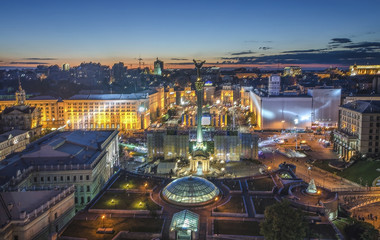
[178,87,196,105]
[350,65,380,75]
[0,89,165,131]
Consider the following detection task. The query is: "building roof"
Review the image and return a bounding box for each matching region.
[27,96,58,101]
[0,130,117,187]
[162,176,219,206]
[341,100,380,113]
[68,93,148,100]
[0,130,27,142]
[0,188,72,227]
[170,210,199,232]
[2,105,37,114]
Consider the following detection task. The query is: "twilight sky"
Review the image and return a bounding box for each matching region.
[1,0,380,69]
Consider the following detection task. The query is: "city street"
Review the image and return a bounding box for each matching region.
[258,132,360,189]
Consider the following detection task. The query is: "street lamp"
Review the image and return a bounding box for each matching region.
[101,215,105,228]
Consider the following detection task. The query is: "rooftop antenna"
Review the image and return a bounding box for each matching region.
[138,56,143,69]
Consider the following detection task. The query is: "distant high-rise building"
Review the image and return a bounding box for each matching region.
[154,58,164,76]
[283,66,302,77]
[62,63,70,71]
[268,75,281,96]
[112,62,127,82]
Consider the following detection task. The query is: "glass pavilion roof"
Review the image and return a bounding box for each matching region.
[162,176,220,206]
[170,210,199,232]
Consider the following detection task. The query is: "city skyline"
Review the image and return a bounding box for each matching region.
[1,0,380,69]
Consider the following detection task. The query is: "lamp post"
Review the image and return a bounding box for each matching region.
[102,215,105,228]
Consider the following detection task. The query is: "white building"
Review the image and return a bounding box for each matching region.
[307,87,341,127]
[268,75,281,96]
[250,91,312,130]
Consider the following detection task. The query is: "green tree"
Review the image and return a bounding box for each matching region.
[260,200,307,240]
[344,219,379,240]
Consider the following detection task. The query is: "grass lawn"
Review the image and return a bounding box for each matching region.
[309,223,338,240]
[110,175,157,190]
[214,220,262,236]
[223,180,241,191]
[92,191,161,210]
[252,197,277,214]
[247,177,275,191]
[61,217,164,240]
[313,160,380,186]
[215,196,246,213]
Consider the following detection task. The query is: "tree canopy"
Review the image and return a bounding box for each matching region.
[260,200,307,240]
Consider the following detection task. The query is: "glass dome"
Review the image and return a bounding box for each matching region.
[162,176,220,206]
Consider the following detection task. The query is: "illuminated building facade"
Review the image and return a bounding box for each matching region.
[0,130,119,210]
[64,93,150,130]
[62,63,70,71]
[350,64,380,76]
[178,86,196,106]
[333,101,380,160]
[268,75,281,96]
[215,85,234,106]
[147,129,258,162]
[250,91,312,130]
[283,66,302,77]
[0,88,165,131]
[165,87,177,107]
[307,87,341,127]
[154,58,164,76]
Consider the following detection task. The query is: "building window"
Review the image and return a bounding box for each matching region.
[34,177,37,182]
[86,175,90,180]
[81,197,84,204]
[55,212,58,219]
[87,186,90,192]
[67,176,70,181]
[73,176,76,182]
[54,176,57,181]
[80,186,84,192]
[47,176,50,182]
[60,176,64,181]
[75,197,78,203]
[41,177,44,182]
[80,175,83,181]
[87,196,91,203]
[369,148,372,152]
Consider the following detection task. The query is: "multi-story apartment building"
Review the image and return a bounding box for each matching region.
[0,130,119,211]
[333,100,380,161]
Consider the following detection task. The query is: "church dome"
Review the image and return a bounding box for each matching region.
[162,176,220,206]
